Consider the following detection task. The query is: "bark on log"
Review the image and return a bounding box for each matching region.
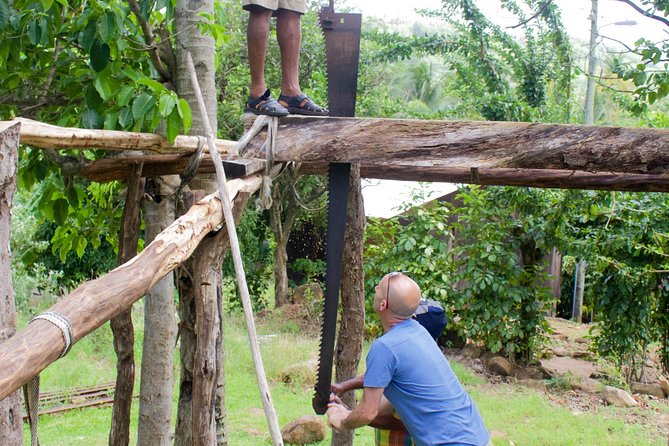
[109,163,145,446]
[0,175,263,402]
[243,116,669,175]
[0,123,23,445]
[0,118,233,155]
[81,155,265,183]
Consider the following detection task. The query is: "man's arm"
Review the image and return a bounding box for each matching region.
[331,374,365,396]
[326,387,384,431]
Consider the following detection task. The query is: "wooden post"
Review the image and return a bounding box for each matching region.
[0,123,23,445]
[572,260,586,323]
[109,162,145,446]
[185,53,283,446]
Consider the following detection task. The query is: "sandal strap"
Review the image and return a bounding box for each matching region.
[247,89,272,109]
[279,94,325,112]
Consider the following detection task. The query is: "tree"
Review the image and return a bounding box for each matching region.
[363,0,573,122]
[0,124,22,445]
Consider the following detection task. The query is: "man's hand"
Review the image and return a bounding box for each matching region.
[330,382,346,396]
[326,401,351,432]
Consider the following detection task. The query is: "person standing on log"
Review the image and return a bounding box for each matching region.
[243,0,329,117]
[326,272,491,446]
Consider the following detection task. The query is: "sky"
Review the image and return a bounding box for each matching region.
[344,0,668,217]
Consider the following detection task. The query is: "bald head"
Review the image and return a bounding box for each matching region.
[379,272,421,318]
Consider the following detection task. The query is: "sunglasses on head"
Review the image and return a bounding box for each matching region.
[385,272,404,313]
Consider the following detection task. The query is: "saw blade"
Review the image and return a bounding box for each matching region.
[312,162,351,415]
[312,7,361,416]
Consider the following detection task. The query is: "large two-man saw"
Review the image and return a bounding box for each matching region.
[312,1,362,415]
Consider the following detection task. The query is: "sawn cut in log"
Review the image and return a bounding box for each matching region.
[0,176,262,402]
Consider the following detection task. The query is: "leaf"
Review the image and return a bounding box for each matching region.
[137,77,166,93]
[122,68,141,82]
[104,111,118,129]
[94,74,113,101]
[165,109,182,143]
[90,39,110,72]
[0,0,10,31]
[41,0,54,10]
[118,107,133,128]
[66,184,79,208]
[80,19,97,53]
[53,198,69,226]
[75,236,87,257]
[85,83,103,109]
[27,20,42,45]
[159,93,177,117]
[131,93,156,120]
[117,86,135,107]
[178,98,192,134]
[97,11,116,43]
[82,108,104,129]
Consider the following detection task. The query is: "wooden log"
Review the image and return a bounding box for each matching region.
[0,175,262,402]
[109,163,144,446]
[80,154,266,182]
[359,166,669,192]
[0,118,234,155]
[242,116,669,175]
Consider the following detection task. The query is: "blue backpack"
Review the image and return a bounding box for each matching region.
[413,298,447,341]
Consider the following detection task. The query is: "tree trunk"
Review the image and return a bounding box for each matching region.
[332,165,366,446]
[572,260,586,323]
[0,123,23,445]
[109,163,145,446]
[0,178,262,401]
[173,0,220,441]
[138,181,178,446]
[269,173,300,308]
[273,234,290,307]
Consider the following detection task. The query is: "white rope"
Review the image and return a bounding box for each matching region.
[230,114,269,158]
[256,117,278,211]
[30,311,74,358]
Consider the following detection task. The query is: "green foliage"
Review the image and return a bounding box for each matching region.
[605,2,669,116]
[364,185,453,337]
[223,206,273,311]
[448,186,553,362]
[0,0,191,139]
[554,191,669,379]
[363,0,573,122]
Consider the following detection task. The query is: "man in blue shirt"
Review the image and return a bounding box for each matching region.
[326,272,491,446]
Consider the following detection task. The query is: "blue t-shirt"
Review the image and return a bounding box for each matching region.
[364,319,489,446]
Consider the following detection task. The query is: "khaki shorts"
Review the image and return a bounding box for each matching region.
[242,0,306,14]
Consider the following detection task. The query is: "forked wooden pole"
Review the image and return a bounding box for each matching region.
[184,53,284,446]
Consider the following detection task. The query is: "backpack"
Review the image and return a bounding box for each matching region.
[413,298,447,341]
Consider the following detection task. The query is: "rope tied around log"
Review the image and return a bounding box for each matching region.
[30,311,74,358]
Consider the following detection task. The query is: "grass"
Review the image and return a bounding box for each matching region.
[17,309,668,445]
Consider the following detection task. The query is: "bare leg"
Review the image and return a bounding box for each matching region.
[247,7,273,98]
[276,9,302,97]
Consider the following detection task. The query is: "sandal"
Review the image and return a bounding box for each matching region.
[278,93,329,116]
[245,89,289,117]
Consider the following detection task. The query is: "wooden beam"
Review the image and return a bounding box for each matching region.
[80,155,266,182]
[0,175,262,402]
[241,116,669,175]
[0,118,234,155]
